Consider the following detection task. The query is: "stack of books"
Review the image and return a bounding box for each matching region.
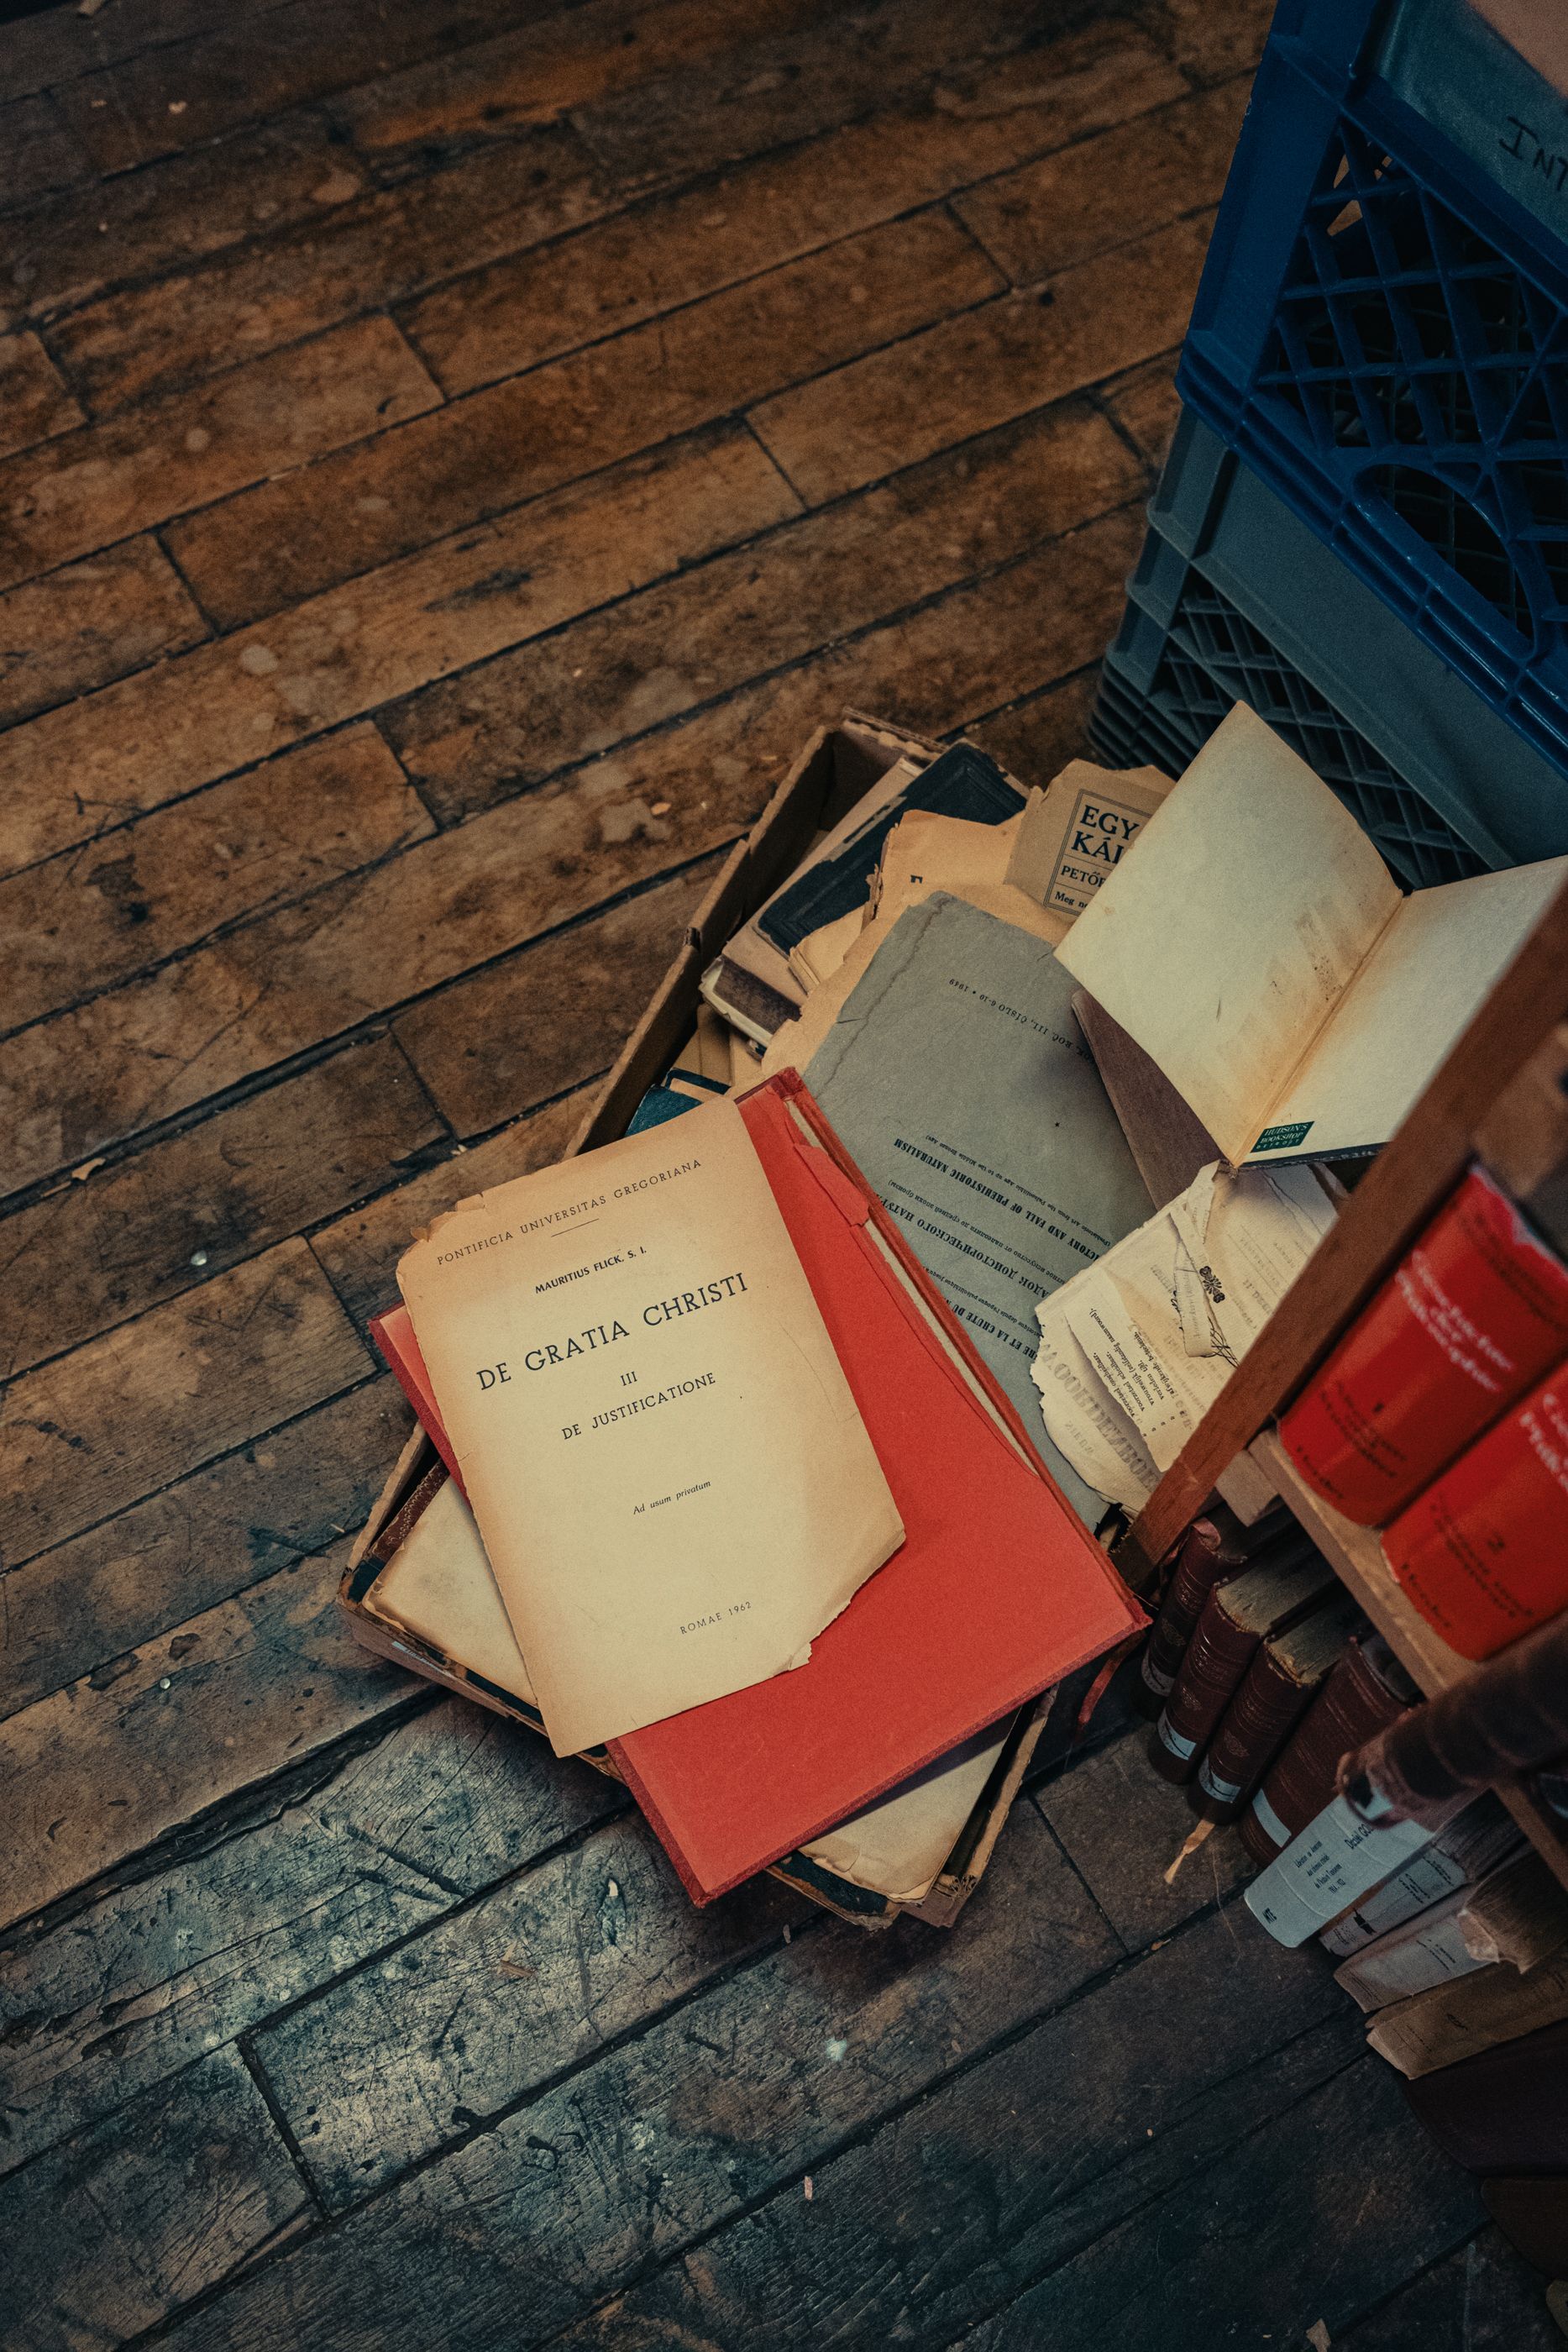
[341,710,1191,1929]
[343,694,1568,1945]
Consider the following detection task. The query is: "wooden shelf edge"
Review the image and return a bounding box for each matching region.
[1246,1432,1568,1900]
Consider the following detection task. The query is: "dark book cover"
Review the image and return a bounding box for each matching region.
[1483,2176,1568,2275]
[1134,1504,1298,1716]
[1150,1550,1340,1786]
[1240,1634,1419,1863]
[1193,1589,1363,1822]
[1405,2017,1568,2173]
[756,741,1023,953]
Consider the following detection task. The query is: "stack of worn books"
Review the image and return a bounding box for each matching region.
[343,700,1568,1931]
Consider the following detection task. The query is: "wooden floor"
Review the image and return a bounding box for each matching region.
[0,0,1556,2343]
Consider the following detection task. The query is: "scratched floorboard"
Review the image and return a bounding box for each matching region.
[0,0,1550,2344]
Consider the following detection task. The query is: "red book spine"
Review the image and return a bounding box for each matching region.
[1135,1520,1230,1714]
[1384,1368,1568,1661]
[1280,1165,1568,1526]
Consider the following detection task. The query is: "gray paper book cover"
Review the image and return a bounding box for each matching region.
[802,892,1151,1524]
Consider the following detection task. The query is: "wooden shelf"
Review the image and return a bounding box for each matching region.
[1248,1433,1568,1898]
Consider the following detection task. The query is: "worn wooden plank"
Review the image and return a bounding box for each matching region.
[0,113,366,332]
[1152,0,1273,85]
[0,1239,370,1567]
[952,78,1247,287]
[962,2057,1481,2351]
[3,0,300,101]
[963,669,1100,787]
[1097,350,1183,475]
[2,2046,309,2348]
[0,423,794,891]
[399,23,1184,392]
[0,92,89,213]
[0,498,1135,1196]
[573,0,1088,186]
[0,1700,621,2172]
[750,209,1215,506]
[310,1087,594,1330]
[384,394,1142,824]
[256,1809,806,2210]
[0,1037,443,1380]
[53,0,569,173]
[338,0,831,155]
[396,862,719,1137]
[160,1804,1121,2349]
[2,725,430,1035]
[170,211,999,629]
[0,331,82,460]
[546,1912,1356,2352]
[45,125,611,415]
[1343,2232,1560,2351]
[0,316,440,595]
[1034,1728,1254,1948]
[2,1533,409,1931]
[0,537,204,727]
[0,1377,406,1720]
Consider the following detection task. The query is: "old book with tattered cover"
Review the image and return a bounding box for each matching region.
[398,1092,903,1756]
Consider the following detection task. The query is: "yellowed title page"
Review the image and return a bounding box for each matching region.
[397,1098,903,1754]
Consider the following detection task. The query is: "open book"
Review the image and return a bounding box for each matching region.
[1057,705,1568,1165]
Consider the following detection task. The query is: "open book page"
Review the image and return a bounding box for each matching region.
[397,1097,903,1755]
[800,1719,1014,1903]
[1057,704,1401,1163]
[1250,857,1568,1163]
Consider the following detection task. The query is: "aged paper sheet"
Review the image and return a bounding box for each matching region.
[398,1098,902,1753]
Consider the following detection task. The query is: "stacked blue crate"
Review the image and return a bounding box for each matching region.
[1093,0,1568,882]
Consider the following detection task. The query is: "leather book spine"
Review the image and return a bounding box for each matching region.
[1280,1163,1568,1527]
[1384,1368,1568,1659]
[1193,1646,1319,1824]
[1242,1640,1413,1861]
[1134,1517,1230,1717]
[1150,1586,1264,1786]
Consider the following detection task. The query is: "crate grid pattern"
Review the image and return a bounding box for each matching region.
[1092,572,1488,890]
[1259,119,1568,670]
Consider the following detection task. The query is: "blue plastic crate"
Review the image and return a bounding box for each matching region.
[1177,0,1568,775]
[1091,408,1568,888]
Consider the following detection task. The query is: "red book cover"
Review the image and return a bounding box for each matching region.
[370,1304,466,1491]
[391,1074,1145,1902]
[606,1075,1145,1900]
[1280,1164,1568,1526]
[1384,1367,1568,1660]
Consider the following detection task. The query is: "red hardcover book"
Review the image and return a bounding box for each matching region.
[1383,1367,1568,1660]
[393,1073,1145,1902]
[370,1304,465,1491]
[1280,1164,1568,1526]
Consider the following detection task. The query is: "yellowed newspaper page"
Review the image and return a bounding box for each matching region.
[398,1098,903,1754]
[1057,704,1399,1163]
[1250,857,1568,1163]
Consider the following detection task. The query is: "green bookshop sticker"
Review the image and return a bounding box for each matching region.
[1252,1121,1314,1154]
